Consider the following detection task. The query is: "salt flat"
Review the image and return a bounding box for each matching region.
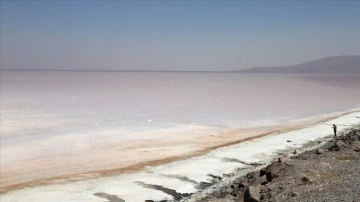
[1,110,359,202]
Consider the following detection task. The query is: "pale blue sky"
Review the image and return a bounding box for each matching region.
[1,1,360,70]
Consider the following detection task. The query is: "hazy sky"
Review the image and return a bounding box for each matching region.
[1,1,360,71]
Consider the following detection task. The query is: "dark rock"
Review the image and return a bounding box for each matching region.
[259,186,272,201]
[291,192,298,197]
[316,148,325,154]
[261,161,286,182]
[301,176,313,183]
[259,168,266,177]
[244,184,260,202]
[251,175,267,186]
[213,189,224,198]
[352,142,360,152]
[293,149,298,154]
[145,200,154,202]
[236,181,246,191]
[233,179,241,184]
[208,174,222,181]
[336,140,347,148]
[247,171,255,179]
[287,140,292,142]
[328,140,347,151]
[197,181,212,189]
[233,179,246,191]
[225,187,233,194]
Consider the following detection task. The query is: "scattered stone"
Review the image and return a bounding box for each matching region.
[208,174,222,181]
[328,140,347,151]
[259,168,266,177]
[316,148,325,154]
[336,140,346,148]
[225,187,233,194]
[319,162,332,170]
[301,176,313,183]
[253,175,268,186]
[213,189,224,198]
[287,140,292,142]
[244,184,261,202]
[260,161,285,182]
[247,171,255,179]
[196,127,360,202]
[352,141,360,152]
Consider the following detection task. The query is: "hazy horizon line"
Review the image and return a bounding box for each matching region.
[1,55,358,73]
[0,68,245,73]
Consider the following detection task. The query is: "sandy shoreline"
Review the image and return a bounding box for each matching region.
[1,109,359,201]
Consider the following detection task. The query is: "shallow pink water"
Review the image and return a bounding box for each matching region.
[1,70,360,192]
[1,71,360,140]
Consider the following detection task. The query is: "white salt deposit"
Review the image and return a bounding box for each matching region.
[1,111,359,202]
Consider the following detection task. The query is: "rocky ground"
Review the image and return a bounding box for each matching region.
[193,127,360,202]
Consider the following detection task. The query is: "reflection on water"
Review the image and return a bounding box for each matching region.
[1,71,360,140]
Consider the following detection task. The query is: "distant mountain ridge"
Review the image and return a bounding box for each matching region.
[1,55,359,73]
[239,55,360,73]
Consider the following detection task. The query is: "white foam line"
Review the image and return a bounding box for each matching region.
[1,112,359,202]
